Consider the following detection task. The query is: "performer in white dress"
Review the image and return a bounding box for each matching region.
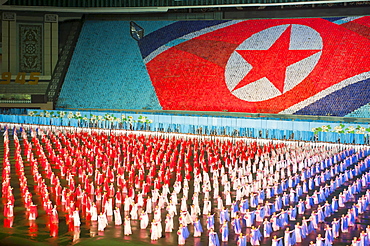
[105,198,113,216]
[124,216,132,235]
[114,207,122,225]
[140,210,149,229]
[91,203,98,221]
[73,208,81,227]
[151,220,159,240]
[165,213,174,232]
[130,203,138,220]
[98,213,108,231]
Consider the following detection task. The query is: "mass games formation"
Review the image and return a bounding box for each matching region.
[2,125,370,246]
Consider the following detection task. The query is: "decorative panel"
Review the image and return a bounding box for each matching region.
[19,24,43,73]
[2,12,16,21]
[44,14,58,23]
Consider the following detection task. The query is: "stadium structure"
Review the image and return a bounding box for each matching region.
[0,1,370,246]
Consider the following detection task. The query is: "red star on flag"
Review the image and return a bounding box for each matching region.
[234,25,321,93]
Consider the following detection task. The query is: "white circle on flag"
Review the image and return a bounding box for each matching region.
[225,24,323,102]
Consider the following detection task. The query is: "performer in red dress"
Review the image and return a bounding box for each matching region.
[29,203,38,220]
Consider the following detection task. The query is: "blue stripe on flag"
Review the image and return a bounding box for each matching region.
[294,77,370,117]
[138,20,228,59]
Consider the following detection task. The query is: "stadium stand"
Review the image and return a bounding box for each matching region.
[57,21,162,110]
[1,3,370,246]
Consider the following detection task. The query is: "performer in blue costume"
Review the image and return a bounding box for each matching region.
[207,213,215,230]
[284,227,295,246]
[182,224,190,239]
[307,218,315,233]
[237,233,247,246]
[341,214,349,233]
[250,226,262,246]
[331,196,339,212]
[288,206,297,221]
[331,218,340,239]
[324,201,332,218]
[243,209,255,227]
[306,195,314,209]
[177,224,187,245]
[291,228,297,246]
[276,182,283,195]
[255,205,265,222]
[296,183,303,197]
[324,237,332,246]
[209,229,220,246]
[295,222,305,242]
[231,201,239,218]
[232,215,242,234]
[250,193,258,208]
[275,196,283,211]
[220,221,229,242]
[266,186,274,199]
[301,217,309,236]
[289,189,297,204]
[282,192,289,207]
[324,224,333,244]
[271,212,281,231]
[317,206,325,223]
[193,217,203,237]
[240,198,249,213]
[220,207,230,224]
[279,209,289,226]
[308,177,315,190]
[302,180,309,194]
[264,201,272,217]
[359,230,369,246]
[298,200,305,215]
[263,218,273,238]
[348,209,356,226]
[258,190,265,204]
[316,234,325,246]
[271,235,283,246]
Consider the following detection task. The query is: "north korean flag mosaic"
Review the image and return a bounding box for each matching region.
[137,16,370,116]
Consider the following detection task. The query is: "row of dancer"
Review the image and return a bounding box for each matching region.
[2,125,370,246]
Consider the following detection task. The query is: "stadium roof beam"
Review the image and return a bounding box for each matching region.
[167,0,369,10]
[0,0,368,13]
[0,6,169,13]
